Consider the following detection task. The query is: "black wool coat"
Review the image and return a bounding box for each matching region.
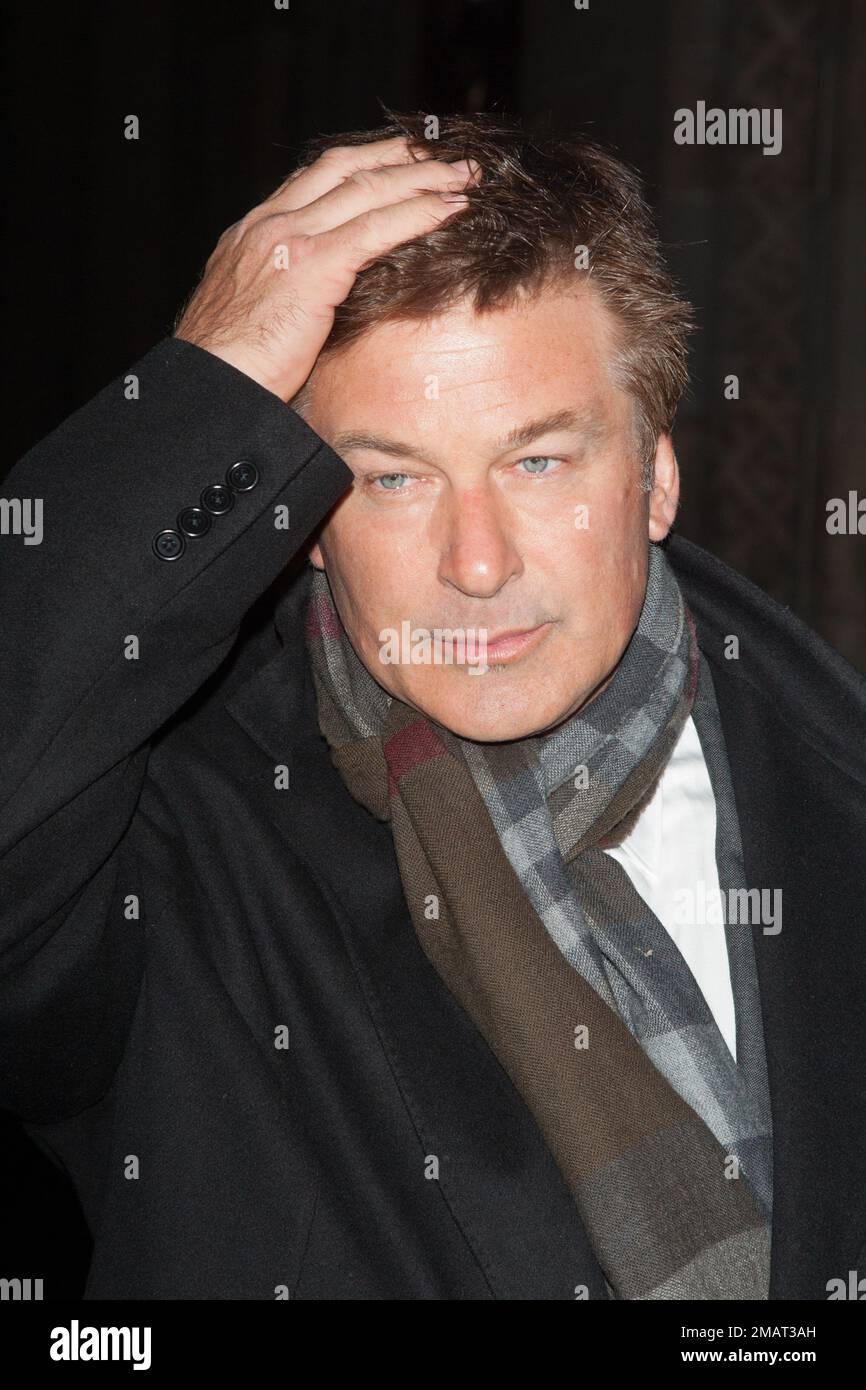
[2,338,865,1300]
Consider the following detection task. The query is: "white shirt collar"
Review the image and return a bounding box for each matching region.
[617,766,664,876]
[610,713,704,878]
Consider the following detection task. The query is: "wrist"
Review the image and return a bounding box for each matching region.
[173,336,294,402]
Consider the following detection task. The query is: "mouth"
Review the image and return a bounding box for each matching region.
[481,621,555,665]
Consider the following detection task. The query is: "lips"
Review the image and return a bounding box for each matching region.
[482,622,553,663]
[486,625,542,646]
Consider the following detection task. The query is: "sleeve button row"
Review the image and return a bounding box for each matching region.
[152,460,260,561]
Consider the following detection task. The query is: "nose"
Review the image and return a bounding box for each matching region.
[436,481,524,599]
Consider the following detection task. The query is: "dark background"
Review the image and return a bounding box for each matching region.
[2,0,864,1297]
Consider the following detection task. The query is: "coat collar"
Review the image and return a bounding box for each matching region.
[226,540,866,1299]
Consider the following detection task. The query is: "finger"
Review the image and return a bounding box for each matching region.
[290,157,481,236]
[298,191,473,305]
[265,135,435,215]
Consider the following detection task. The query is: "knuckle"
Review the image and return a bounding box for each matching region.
[252,211,289,241]
[319,144,355,169]
[345,209,376,241]
[266,230,316,270]
[346,167,380,196]
[204,239,228,269]
[221,217,248,245]
[241,219,269,250]
[286,231,316,263]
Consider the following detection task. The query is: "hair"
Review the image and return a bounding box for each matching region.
[290,110,694,490]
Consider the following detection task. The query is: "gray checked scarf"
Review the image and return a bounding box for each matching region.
[304,540,774,1299]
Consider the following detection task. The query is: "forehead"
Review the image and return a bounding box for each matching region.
[306,282,626,424]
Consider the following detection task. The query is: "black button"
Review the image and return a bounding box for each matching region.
[153,529,185,561]
[227,459,259,492]
[201,483,234,515]
[178,506,211,538]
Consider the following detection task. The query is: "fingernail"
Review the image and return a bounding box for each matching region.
[448,158,473,175]
[440,192,470,204]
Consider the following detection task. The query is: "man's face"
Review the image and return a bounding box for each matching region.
[302,282,678,741]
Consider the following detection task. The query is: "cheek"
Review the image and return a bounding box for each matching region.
[329,502,438,632]
[323,543,412,675]
[328,493,417,580]
[556,512,647,644]
[584,477,647,574]
[590,467,645,530]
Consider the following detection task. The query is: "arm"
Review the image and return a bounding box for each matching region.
[0,339,352,1118]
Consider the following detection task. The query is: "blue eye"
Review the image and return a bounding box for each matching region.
[519,456,556,474]
[374,473,409,490]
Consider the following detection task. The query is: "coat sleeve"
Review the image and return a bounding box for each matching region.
[0,336,354,1118]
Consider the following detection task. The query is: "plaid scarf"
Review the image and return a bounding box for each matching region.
[304,542,773,1299]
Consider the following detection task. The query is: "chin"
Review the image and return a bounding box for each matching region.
[416,684,579,744]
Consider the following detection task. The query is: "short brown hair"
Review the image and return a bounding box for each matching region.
[294,111,694,489]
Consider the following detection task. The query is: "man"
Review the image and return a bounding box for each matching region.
[2,113,864,1301]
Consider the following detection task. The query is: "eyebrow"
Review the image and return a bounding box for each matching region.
[330,408,609,464]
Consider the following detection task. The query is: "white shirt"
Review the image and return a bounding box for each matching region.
[601,714,738,1061]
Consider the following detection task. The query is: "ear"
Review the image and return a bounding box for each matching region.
[647,433,680,542]
[308,541,325,570]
